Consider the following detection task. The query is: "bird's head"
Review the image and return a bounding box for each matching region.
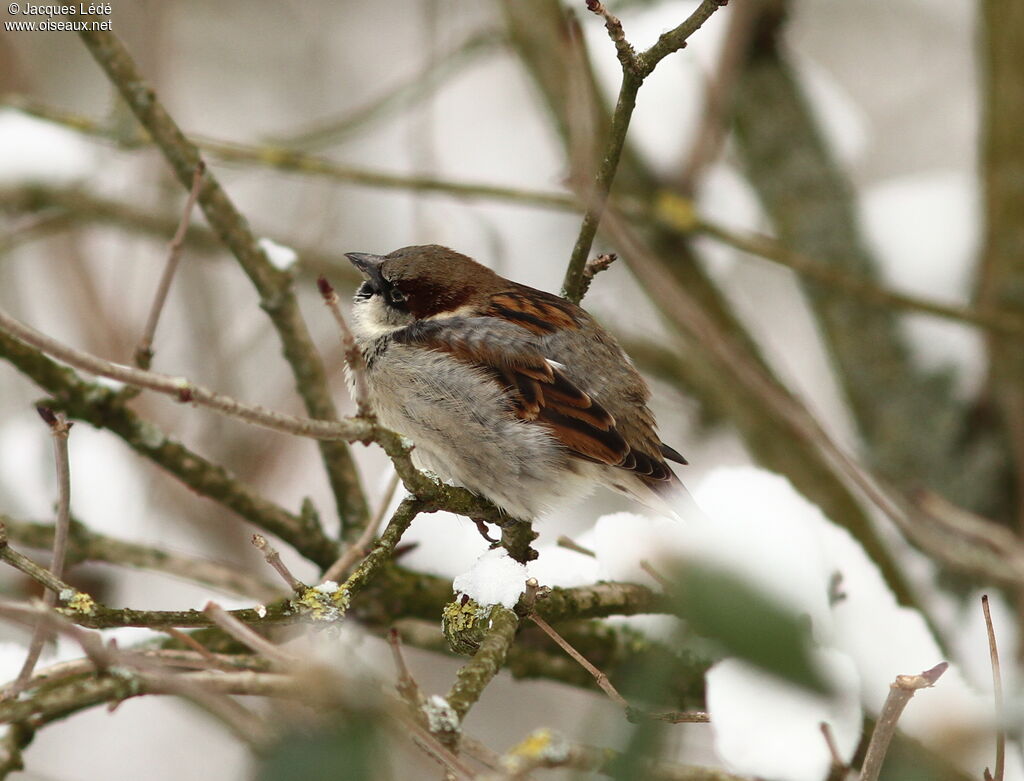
[345,245,499,336]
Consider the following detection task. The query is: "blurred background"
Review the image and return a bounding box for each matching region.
[0,0,1016,779]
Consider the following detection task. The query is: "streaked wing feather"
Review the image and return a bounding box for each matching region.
[393,313,676,481]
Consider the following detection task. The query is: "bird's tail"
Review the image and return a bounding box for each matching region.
[625,471,709,523]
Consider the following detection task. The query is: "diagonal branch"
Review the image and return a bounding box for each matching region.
[444,605,519,724]
[0,305,373,443]
[730,2,1006,516]
[134,161,205,370]
[0,306,511,538]
[76,28,369,538]
[562,0,729,302]
[0,96,576,213]
[600,208,918,605]
[503,1,886,572]
[0,327,338,569]
[976,0,1024,531]
[8,408,73,695]
[859,662,948,781]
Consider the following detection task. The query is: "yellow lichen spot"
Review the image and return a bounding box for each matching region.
[63,590,96,615]
[258,147,291,166]
[653,190,699,233]
[513,728,555,759]
[501,728,570,772]
[292,582,349,622]
[441,597,492,656]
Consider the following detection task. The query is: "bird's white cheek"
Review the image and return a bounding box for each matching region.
[351,297,403,339]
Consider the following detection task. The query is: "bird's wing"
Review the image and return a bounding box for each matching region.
[391,314,675,481]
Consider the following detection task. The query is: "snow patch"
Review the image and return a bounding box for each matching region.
[0,109,96,186]
[258,238,298,270]
[452,548,528,609]
[707,649,862,781]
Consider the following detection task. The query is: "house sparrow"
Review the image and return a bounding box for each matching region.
[345,244,688,523]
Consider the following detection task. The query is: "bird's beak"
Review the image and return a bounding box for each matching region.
[345,252,387,288]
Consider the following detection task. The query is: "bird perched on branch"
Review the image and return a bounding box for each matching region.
[345,244,688,524]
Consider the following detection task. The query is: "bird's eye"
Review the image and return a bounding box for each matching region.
[388,288,408,304]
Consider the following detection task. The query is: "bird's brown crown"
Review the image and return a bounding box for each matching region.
[358,244,501,319]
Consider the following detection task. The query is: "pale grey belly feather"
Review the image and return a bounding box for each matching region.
[362,345,594,520]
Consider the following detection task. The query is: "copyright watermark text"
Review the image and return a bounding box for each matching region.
[5,3,112,31]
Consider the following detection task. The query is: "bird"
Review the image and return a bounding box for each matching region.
[344,244,688,526]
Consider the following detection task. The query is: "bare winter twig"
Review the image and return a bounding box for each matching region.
[203,602,294,668]
[981,595,1005,781]
[576,252,618,300]
[858,662,948,781]
[562,0,729,302]
[8,408,73,695]
[76,28,369,529]
[134,161,205,369]
[322,471,400,583]
[318,275,372,418]
[251,534,306,594]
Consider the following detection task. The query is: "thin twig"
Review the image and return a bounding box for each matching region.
[393,713,476,781]
[251,534,306,593]
[563,0,729,302]
[981,595,1005,781]
[585,1,638,73]
[639,559,672,589]
[576,252,618,300]
[75,28,369,532]
[317,275,372,417]
[138,668,278,747]
[2,514,280,601]
[644,709,710,724]
[693,217,1024,338]
[387,628,422,708]
[38,407,72,586]
[555,535,595,557]
[8,408,73,695]
[529,611,629,711]
[0,533,78,596]
[202,602,294,668]
[322,471,400,583]
[336,497,425,604]
[858,662,948,781]
[158,627,237,672]
[0,305,373,443]
[134,161,205,369]
[820,721,848,779]
[0,600,111,675]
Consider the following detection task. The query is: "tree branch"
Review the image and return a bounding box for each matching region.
[9,408,73,694]
[0,327,338,569]
[76,28,369,538]
[730,2,1005,516]
[976,0,1024,531]
[859,662,948,781]
[134,161,205,370]
[0,95,575,212]
[562,0,729,302]
[503,0,888,597]
[444,605,519,723]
